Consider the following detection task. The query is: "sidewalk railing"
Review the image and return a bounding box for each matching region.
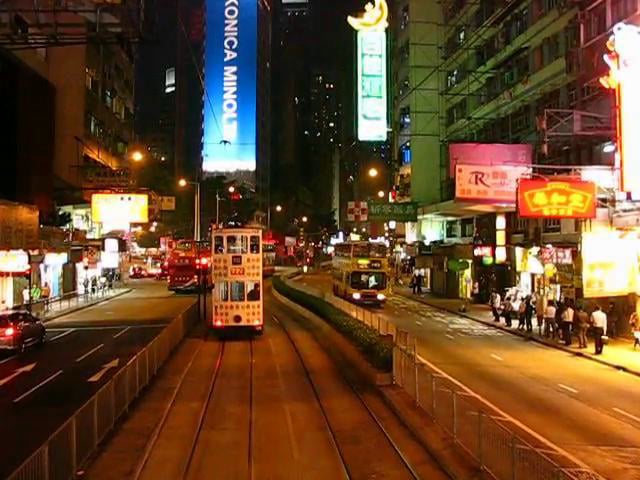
[24,287,125,319]
[393,334,602,480]
[7,303,198,480]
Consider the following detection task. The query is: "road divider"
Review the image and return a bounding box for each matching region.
[7,300,198,480]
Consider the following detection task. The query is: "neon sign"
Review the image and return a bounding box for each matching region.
[350,0,388,142]
[600,23,640,193]
[517,179,597,219]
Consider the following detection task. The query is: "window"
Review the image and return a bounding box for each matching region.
[250,236,260,254]
[165,67,176,93]
[231,281,245,301]
[350,272,386,291]
[543,218,561,232]
[104,89,113,109]
[446,220,460,237]
[612,0,637,23]
[514,217,528,233]
[586,2,607,41]
[214,236,224,254]
[247,281,261,301]
[218,282,229,301]
[226,235,248,254]
[399,106,411,130]
[400,5,409,29]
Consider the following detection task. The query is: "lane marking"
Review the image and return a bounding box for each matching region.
[613,407,640,424]
[13,370,63,403]
[0,355,17,365]
[415,321,423,326]
[88,359,120,383]
[50,329,75,342]
[445,334,455,340]
[0,363,37,386]
[113,327,131,339]
[558,384,579,394]
[490,353,504,362]
[415,353,593,471]
[75,344,104,363]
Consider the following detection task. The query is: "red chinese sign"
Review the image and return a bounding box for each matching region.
[517,179,597,219]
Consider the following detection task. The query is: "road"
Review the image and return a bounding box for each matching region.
[0,280,195,478]
[88,288,449,480]
[296,273,640,479]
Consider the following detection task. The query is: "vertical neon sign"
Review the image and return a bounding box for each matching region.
[348,0,388,142]
[203,0,257,175]
[600,23,640,193]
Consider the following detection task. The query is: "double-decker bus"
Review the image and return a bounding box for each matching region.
[331,241,390,306]
[262,239,277,277]
[211,228,263,334]
[167,240,211,291]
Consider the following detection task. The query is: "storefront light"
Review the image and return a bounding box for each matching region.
[496,230,506,246]
[495,246,507,264]
[495,214,506,231]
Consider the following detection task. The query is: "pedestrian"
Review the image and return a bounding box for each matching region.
[41,282,51,311]
[544,301,557,338]
[630,310,640,350]
[590,305,608,355]
[517,296,526,330]
[472,281,480,303]
[554,303,564,340]
[416,270,423,295]
[91,276,98,296]
[22,286,30,307]
[503,296,513,327]
[576,305,589,349]
[535,293,546,336]
[561,301,575,346]
[491,290,501,322]
[525,295,535,333]
[608,301,618,338]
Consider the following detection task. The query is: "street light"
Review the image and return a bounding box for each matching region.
[178,178,201,240]
[368,167,379,178]
[130,150,144,162]
[377,190,385,198]
[302,216,308,223]
[275,204,283,212]
[228,185,236,194]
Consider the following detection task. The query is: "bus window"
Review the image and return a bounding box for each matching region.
[247,281,261,301]
[217,281,229,301]
[250,236,260,254]
[353,244,368,257]
[231,281,245,301]
[214,236,224,254]
[351,271,386,290]
[369,244,387,258]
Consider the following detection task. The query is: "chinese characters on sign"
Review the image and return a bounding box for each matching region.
[356,31,387,141]
[368,202,417,222]
[455,164,531,204]
[347,201,369,222]
[517,179,596,219]
[600,23,640,193]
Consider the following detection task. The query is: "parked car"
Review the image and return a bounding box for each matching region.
[130,266,149,279]
[0,311,46,352]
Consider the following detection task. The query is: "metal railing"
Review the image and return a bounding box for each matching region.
[7,303,198,480]
[393,335,603,480]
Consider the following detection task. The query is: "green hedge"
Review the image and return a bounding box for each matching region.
[273,276,392,371]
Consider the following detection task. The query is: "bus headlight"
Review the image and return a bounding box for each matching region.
[376,293,386,301]
[352,293,361,300]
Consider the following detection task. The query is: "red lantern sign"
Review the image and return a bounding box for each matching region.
[517,179,597,219]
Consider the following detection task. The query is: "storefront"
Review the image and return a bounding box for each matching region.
[40,252,68,298]
[514,246,578,301]
[0,250,30,309]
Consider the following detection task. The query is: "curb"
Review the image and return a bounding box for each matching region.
[43,289,132,323]
[397,291,640,378]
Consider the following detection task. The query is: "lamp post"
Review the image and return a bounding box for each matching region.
[216,185,237,227]
[267,204,283,230]
[179,178,201,240]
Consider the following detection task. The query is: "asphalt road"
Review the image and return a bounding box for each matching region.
[297,273,640,479]
[0,280,195,479]
[89,288,448,480]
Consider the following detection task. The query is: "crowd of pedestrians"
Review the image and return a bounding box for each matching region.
[488,290,640,355]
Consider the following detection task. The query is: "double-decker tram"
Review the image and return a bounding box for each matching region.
[210,228,264,334]
[331,241,391,306]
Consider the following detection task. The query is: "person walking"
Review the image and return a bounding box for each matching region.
[504,296,514,327]
[41,282,51,311]
[517,297,526,330]
[416,270,423,295]
[535,293,546,336]
[575,305,589,349]
[525,295,535,333]
[544,301,557,338]
[561,301,575,346]
[491,290,501,322]
[591,306,607,355]
[630,310,640,350]
[410,272,418,294]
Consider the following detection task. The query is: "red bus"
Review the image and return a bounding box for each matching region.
[263,240,276,277]
[167,240,211,291]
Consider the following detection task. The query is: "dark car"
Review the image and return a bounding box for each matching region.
[130,266,148,279]
[0,311,46,352]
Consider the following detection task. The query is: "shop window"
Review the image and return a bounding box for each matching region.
[461,219,474,237]
[446,220,460,238]
[165,67,176,93]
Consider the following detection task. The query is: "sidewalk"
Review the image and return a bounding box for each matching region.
[38,288,131,322]
[395,285,640,377]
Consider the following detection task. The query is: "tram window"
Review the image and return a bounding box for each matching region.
[250,236,260,254]
[247,281,261,301]
[218,282,229,301]
[230,281,245,301]
[214,236,224,254]
[227,235,248,254]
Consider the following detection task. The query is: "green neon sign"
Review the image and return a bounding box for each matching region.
[357,30,387,142]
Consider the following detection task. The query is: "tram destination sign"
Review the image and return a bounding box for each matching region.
[368,201,417,222]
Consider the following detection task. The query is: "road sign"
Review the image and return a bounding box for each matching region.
[347,201,368,222]
[160,196,176,211]
[368,201,417,222]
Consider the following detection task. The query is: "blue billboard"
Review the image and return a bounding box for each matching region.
[203,0,257,175]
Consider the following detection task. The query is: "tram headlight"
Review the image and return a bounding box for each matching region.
[376,293,386,301]
[352,293,361,300]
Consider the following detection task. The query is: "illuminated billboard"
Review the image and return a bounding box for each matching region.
[91,194,149,225]
[601,23,640,193]
[517,179,597,219]
[349,0,388,142]
[203,0,257,175]
[455,164,531,204]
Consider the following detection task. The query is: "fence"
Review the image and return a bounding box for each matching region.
[393,335,602,480]
[7,303,198,480]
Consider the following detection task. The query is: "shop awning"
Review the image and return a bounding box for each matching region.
[418,200,515,220]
